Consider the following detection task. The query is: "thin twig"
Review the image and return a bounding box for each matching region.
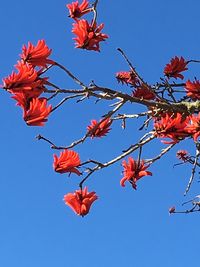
[51,93,85,113]
[38,100,126,150]
[117,48,146,85]
[91,0,99,27]
[184,144,200,195]
[54,62,86,88]
[36,135,56,147]
[146,143,176,164]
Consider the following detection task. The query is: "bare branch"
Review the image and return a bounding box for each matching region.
[79,134,155,188]
[112,111,152,121]
[38,100,126,150]
[146,143,176,164]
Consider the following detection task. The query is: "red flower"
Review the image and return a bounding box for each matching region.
[116,71,140,87]
[186,113,200,141]
[132,85,156,100]
[23,97,52,126]
[72,19,108,51]
[185,79,200,100]
[63,187,98,217]
[53,149,81,175]
[164,56,188,79]
[120,157,152,189]
[3,61,46,93]
[153,113,190,144]
[176,150,189,162]
[20,40,54,68]
[12,92,30,110]
[67,0,91,19]
[87,118,112,138]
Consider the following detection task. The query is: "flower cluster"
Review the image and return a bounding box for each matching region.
[87,118,112,138]
[120,157,152,190]
[53,149,82,176]
[67,0,108,51]
[115,71,155,100]
[67,0,91,19]
[63,187,98,217]
[154,112,200,143]
[132,84,156,100]
[164,56,188,80]
[185,79,200,100]
[2,40,53,126]
[116,71,140,87]
[153,113,190,144]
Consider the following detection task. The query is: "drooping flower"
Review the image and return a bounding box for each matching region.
[67,0,91,19]
[116,71,140,87]
[153,113,190,144]
[132,84,156,100]
[164,56,188,79]
[23,97,52,126]
[120,157,152,189]
[2,61,46,93]
[87,118,112,138]
[185,79,200,100]
[72,19,108,51]
[186,113,200,141]
[63,187,98,216]
[53,149,81,175]
[20,40,54,68]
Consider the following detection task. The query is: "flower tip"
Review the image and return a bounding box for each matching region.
[169,206,176,214]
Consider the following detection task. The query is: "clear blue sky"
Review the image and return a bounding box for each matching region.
[1,1,200,266]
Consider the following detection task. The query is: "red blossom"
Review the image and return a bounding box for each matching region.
[164,56,188,80]
[186,113,200,141]
[23,97,52,126]
[72,19,108,51]
[12,92,30,110]
[20,40,54,68]
[63,187,98,216]
[132,85,156,100]
[53,149,81,175]
[2,61,46,93]
[153,113,190,144]
[185,79,200,100]
[116,71,140,87]
[176,150,189,162]
[120,157,152,189]
[87,118,112,138]
[67,0,91,19]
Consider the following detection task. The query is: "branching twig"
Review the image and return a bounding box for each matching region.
[51,93,85,113]
[172,202,200,214]
[54,62,86,88]
[38,100,126,150]
[79,134,155,188]
[117,48,146,86]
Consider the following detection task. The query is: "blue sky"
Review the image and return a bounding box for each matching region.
[1,1,200,266]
